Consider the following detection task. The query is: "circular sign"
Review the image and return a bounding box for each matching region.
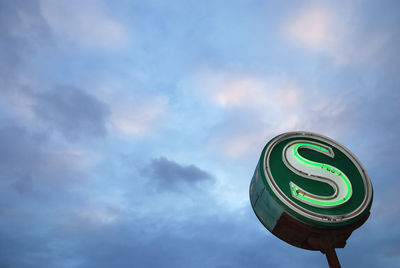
[250,131,373,249]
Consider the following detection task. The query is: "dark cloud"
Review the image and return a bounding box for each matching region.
[0,122,47,180]
[33,85,110,140]
[338,216,400,267]
[0,205,326,268]
[0,119,90,196]
[0,192,394,268]
[0,0,51,87]
[0,1,110,141]
[0,121,93,267]
[142,157,213,190]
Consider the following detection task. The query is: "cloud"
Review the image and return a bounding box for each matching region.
[180,69,304,157]
[108,95,166,136]
[32,85,110,140]
[0,120,97,202]
[180,68,373,158]
[183,69,302,111]
[72,206,120,226]
[0,202,332,268]
[206,115,269,159]
[86,77,168,137]
[284,6,336,51]
[0,1,50,87]
[0,123,46,181]
[39,0,127,48]
[282,4,388,65]
[141,157,213,191]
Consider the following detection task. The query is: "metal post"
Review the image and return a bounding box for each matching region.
[325,248,341,268]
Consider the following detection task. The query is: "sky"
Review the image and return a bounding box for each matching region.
[0,0,399,267]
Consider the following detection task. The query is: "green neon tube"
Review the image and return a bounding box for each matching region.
[292,143,352,206]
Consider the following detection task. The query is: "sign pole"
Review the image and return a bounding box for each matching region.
[324,248,341,268]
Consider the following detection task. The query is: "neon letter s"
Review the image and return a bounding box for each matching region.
[283,142,352,208]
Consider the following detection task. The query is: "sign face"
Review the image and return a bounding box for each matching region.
[250,131,373,234]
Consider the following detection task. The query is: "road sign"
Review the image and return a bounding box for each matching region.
[250,131,373,267]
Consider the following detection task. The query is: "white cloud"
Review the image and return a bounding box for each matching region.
[77,72,166,137]
[73,207,119,225]
[108,95,167,136]
[211,128,270,159]
[39,0,127,48]
[186,70,301,111]
[181,68,362,158]
[283,4,388,65]
[181,70,304,158]
[212,76,266,108]
[208,113,302,159]
[284,6,336,51]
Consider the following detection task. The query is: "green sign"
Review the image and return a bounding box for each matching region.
[250,131,373,231]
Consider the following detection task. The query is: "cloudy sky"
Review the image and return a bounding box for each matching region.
[1,0,399,267]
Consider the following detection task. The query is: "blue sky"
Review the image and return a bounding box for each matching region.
[1,0,399,267]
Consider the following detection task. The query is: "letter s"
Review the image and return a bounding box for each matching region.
[283,142,352,208]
